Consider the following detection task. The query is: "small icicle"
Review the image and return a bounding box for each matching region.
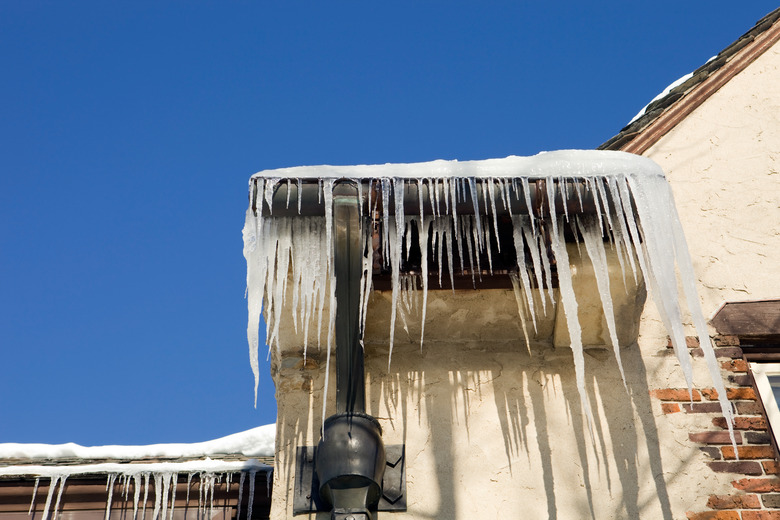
[263,178,280,216]
[387,219,401,369]
[53,475,67,520]
[247,471,257,520]
[40,476,59,520]
[419,217,431,349]
[467,178,483,247]
[286,178,292,209]
[160,473,171,520]
[169,474,178,520]
[28,477,40,515]
[267,469,273,497]
[152,473,163,520]
[132,475,142,520]
[141,473,150,520]
[511,216,537,331]
[297,178,303,213]
[486,179,500,252]
[104,474,117,520]
[236,472,245,520]
[509,272,532,351]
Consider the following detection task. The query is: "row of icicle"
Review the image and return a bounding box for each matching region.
[27,470,270,520]
[243,172,736,447]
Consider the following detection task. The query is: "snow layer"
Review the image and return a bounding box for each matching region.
[250,150,663,181]
[243,149,736,447]
[0,424,275,461]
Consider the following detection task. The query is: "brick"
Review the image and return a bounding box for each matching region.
[727,387,758,400]
[714,335,740,346]
[728,374,752,386]
[690,431,743,444]
[709,461,763,475]
[743,512,780,520]
[686,512,740,520]
[763,461,780,475]
[651,388,701,401]
[683,402,726,413]
[701,446,723,460]
[668,336,699,348]
[732,478,780,492]
[736,401,764,415]
[716,346,743,358]
[713,416,768,431]
[722,359,748,373]
[707,493,761,509]
[722,445,774,460]
[762,493,780,507]
[745,431,771,444]
[661,403,682,414]
[690,347,742,358]
[701,388,719,400]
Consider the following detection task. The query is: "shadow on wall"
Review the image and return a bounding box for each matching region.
[359,338,675,520]
[272,308,677,519]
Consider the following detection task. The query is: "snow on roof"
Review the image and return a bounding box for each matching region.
[250,150,663,181]
[0,424,275,465]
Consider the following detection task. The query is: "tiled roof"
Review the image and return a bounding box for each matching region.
[600,7,780,152]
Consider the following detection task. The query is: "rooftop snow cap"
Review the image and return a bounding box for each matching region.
[242,149,735,445]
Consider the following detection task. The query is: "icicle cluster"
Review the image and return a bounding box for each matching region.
[242,150,735,444]
[1,461,270,520]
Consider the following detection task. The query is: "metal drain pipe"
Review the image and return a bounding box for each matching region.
[314,181,386,520]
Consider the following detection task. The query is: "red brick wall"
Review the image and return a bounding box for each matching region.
[650,336,780,520]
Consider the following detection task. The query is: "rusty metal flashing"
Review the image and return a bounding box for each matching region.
[600,7,780,154]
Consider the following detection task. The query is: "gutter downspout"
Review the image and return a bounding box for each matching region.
[314,181,386,520]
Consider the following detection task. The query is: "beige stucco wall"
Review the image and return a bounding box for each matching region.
[268,42,780,519]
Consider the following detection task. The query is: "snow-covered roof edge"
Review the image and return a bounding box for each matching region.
[0,424,275,461]
[250,150,663,181]
[601,7,780,152]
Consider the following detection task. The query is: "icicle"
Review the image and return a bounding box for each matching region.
[133,475,142,520]
[510,216,537,331]
[547,175,594,433]
[247,471,257,520]
[169,474,178,520]
[286,178,292,209]
[40,476,59,520]
[152,473,163,520]
[509,272,532,351]
[28,477,40,515]
[263,178,280,216]
[267,469,273,497]
[577,216,627,386]
[387,218,401,369]
[53,475,67,520]
[185,473,194,519]
[486,179,500,252]
[141,474,149,520]
[467,178,483,247]
[298,179,303,215]
[160,473,171,520]
[236,472,245,520]
[419,217,431,349]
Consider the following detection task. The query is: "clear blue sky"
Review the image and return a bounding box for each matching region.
[1,2,776,446]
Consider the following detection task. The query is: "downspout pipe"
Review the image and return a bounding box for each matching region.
[315,181,386,520]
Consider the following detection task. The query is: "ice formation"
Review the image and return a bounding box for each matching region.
[242,149,735,443]
[0,426,274,520]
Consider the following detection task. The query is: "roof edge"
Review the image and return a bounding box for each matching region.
[600,7,780,153]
